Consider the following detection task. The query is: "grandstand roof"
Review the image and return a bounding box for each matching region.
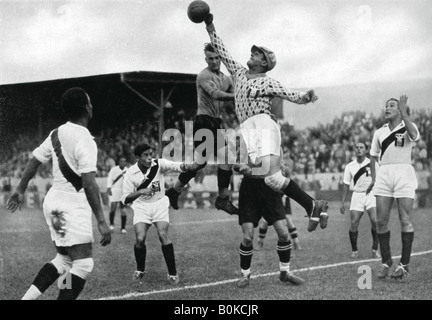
[121,71,197,84]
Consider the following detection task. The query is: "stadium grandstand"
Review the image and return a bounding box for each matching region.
[1,73,431,208]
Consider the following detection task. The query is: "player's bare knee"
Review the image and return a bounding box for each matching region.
[264,171,289,191]
[158,232,170,245]
[70,258,94,280]
[242,238,253,247]
[400,220,413,232]
[135,237,146,247]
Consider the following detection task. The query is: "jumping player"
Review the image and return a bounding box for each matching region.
[201,14,329,232]
[166,43,238,215]
[367,95,419,280]
[7,87,112,300]
[122,143,201,285]
[340,141,380,259]
[107,156,128,233]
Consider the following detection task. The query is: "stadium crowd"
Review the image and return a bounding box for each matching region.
[1,108,431,187]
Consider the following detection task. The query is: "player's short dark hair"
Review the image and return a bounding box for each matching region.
[134,143,152,157]
[61,87,89,120]
[204,43,215,53]
[355,141,368,149]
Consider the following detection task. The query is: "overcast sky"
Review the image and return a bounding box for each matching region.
[1,0,431,87]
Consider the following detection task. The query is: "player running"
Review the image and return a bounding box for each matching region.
[340,141,380,259]
[200,14,329,231]
[367,95,419,280]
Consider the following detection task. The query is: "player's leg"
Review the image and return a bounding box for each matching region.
[366,207,380,258]
[119,202,127,234]
[133,222,151,282]
[108,202,118,231]
[348,210,363,258]
[375,195,394,278]
[166,115,211,210]
[273,219,304,285]
[391,197,415,279]
[22,244,72,300]
[57,243,93,300]
[237,222,255,288]
[154,196,178,284]
[256,218,268,249]
[263,155,329,232]
[236,177,260,288]
[154,221,179,284]
[284,198,301,250]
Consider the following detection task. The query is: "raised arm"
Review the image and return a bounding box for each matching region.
[205,14,244,76]
[399,95,420,141]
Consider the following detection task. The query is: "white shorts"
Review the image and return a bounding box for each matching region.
[350,191,376,212]
[240,114,281,164]
[109,187,123,203]
[132,196,170,225]
[373,164,418,199]
[43,189,94,247]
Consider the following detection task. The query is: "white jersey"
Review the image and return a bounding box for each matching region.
[121,159,185,206]
[370,121,420,165]
[107,165,127,192]
[33,121,97,194]
[343,158,372,193]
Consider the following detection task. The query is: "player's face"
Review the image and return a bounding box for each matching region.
[354,143,366,157]
[119,158,127,169]
[137,149,153,168]
[205,51,221,71]
[384,100,399,120]
[247,49,266,70]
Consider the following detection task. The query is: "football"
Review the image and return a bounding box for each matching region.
[187,0,210,23]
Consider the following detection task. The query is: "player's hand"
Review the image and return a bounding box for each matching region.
[107,188,112,196]
[302,90,318,104]
[6,192,25,213]
[398,95,409,116]
[98,221,112,246]
[235,164,252,176]
[205,13,213,26]
[139,188,155,198]
[340,203,346,215]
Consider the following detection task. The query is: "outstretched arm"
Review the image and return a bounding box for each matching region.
[205,14,244,76]
[266,78,318,105]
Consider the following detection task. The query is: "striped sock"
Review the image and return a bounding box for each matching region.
[239,243,253,273]
[288,227,298,240]
[277,240,292,270]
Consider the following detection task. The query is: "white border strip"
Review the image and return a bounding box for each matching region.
[97,249,432,300]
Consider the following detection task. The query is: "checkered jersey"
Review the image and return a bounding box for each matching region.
[207,27,306,123]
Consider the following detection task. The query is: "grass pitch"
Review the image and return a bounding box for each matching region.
[1,201,432,300]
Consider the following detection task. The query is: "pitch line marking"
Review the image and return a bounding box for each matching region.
[97,249,432,300]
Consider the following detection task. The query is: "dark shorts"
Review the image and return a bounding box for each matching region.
[193,114,226,153]
[239,176,287,228]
